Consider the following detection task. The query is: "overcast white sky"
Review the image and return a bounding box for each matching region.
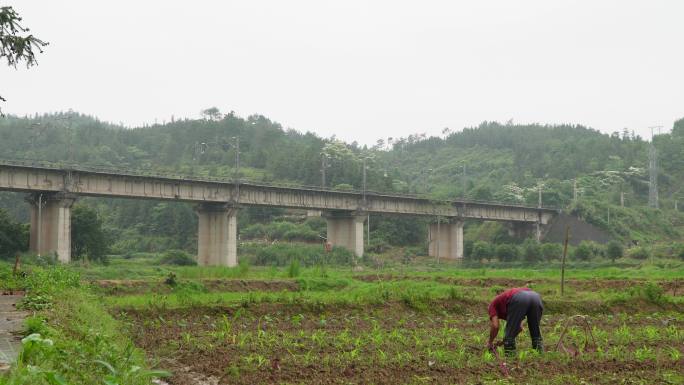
[1,1,682,144]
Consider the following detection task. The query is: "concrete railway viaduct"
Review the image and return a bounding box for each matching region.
[0,161,558,266]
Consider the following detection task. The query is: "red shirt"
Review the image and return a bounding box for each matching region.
[488,287,530,320]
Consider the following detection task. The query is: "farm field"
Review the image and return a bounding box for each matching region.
[85,258,684,385]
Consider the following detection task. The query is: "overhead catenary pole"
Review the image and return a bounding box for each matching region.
[367,214,370,248]
[321,154,327,188]
[37,193,42,257]
[362,157,369,205]
[538,185,542,208]
[560,225,570,296]
[648,126,661,209]
[436,216,441,264]
[462,164,467,197]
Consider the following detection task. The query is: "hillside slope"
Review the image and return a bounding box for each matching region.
[0,112,682,246]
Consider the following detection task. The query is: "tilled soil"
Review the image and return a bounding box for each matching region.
[166,359,683,385]
[355,275,684,295]
[94,279,300,295]
[121,301,684,385]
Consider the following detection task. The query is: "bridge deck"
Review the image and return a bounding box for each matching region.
[0,161,557,223]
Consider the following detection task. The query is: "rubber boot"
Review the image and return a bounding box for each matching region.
[532,337,544,353]
[503,339,516,358]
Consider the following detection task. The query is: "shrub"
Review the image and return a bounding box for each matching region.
[573,241,595,261]
[470,241,492,262]
[158,249,197,266]
[241,223,266,239]
[242,221,322,242]
[248,243,353,266]
[521,238,541,264]
[283,228,319,242]
[627,246,650,260]
[540,243,563,261]
[367,238,391,253]
[676,244,684,261]
[287,259,301,278]
[0,208,29,260]
[71,205,110,263]
[495,243,519,262]
[606,240,624,262]
[304,217,326,233]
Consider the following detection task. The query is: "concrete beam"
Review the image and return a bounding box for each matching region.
[196,203,238,267]
[26,193,76,263]
[428,220,464,260]
[0,163,558,223]
[325,211,365,257]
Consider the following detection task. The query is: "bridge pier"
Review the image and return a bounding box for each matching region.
[196,203,238,267]
[26,193,76,263]
[325,211,365,257]
[428,220,464,260]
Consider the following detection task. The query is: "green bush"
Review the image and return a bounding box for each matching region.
[158,249,197,266]
[71,205,110,263]
[0,208,28,260]
[495,243,519,262]
[573,241,594,261]
[627,246,650,260]
[246,243,354,266]
[367,238,391,253]
[540,242,563,261]
[676,243,684,261]
[304,217,326,233]
[242,221,323,242]
[470,241,492,261]
[287,259,301,278]
[283,228,319,242]
[521,238,541,264]
[241,223,267,239]
[606,240,624,262]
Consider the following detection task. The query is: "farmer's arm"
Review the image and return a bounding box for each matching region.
[488,316,500,348]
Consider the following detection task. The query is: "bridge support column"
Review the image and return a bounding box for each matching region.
[26,193,76,263]
[325,211,365,257]
[428,220,463,260]
[196,203,238,267]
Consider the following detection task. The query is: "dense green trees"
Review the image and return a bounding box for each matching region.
[71,205,109,262]
[0,208,27,259]
[0,111,682,257]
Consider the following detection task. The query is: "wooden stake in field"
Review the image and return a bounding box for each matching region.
[561,225,570,296]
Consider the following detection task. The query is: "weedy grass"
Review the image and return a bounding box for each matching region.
[0,263,169,385]
[2,257,683,384]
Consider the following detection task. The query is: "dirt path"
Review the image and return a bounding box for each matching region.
[0,295,27,372]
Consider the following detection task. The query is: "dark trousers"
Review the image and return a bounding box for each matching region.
[503,290,543,355]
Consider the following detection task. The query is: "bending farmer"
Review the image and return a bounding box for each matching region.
[487,287,543,355]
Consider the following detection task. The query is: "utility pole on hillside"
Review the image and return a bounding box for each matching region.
[462,164,467,197]
[648,126,662,209]
[320,153,330,188]
[362,155,373,204]
[538,185,543,208]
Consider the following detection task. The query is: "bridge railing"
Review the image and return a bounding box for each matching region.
[0,158,560,211]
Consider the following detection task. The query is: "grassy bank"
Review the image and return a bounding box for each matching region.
[0,264,167,385]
